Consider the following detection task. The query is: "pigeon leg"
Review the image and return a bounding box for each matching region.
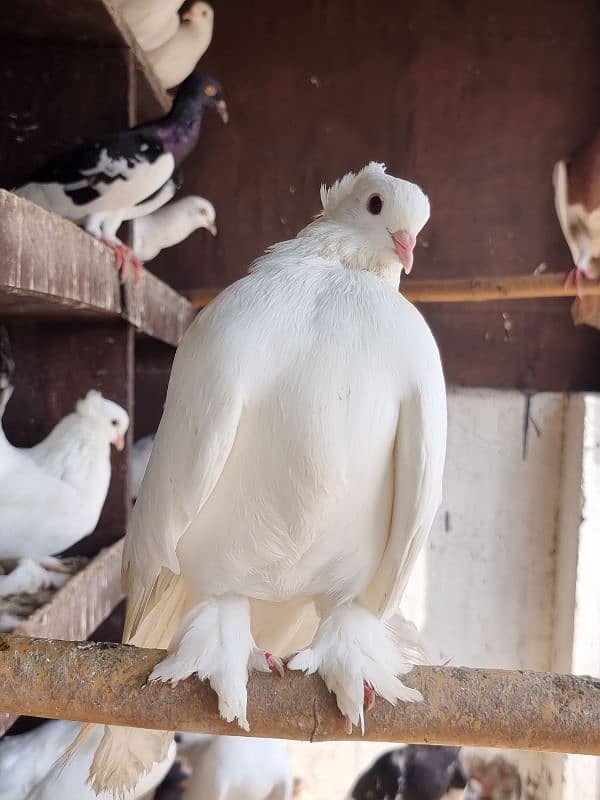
[288,601,422,733]
[99,238,128,278]
[0,558,70,598]
[249,649,285,677]
[564,266,588,297]
[564,267,576,289]
[149,594,261,731]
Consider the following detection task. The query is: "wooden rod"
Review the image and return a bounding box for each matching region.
[187,272,600,308]
[1,635,599,754]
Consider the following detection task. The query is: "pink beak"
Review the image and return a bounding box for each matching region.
[113,433,125,452]
[390,230,416,274]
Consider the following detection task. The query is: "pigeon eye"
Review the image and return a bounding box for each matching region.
[111,419,119,427]
[204,85,217,97]
[199,208,207,216]
[367,194,383,215]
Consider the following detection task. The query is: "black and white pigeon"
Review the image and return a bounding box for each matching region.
[13,73,227,279]
[350,746,467,800]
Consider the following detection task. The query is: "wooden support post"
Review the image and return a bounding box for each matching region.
[0,635,599,755]
[187,272,600,308]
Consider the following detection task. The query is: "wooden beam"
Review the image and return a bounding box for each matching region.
[0,635,599,754]
[0,544,124,735]
[187,273,600,309]
[0,191,195,346]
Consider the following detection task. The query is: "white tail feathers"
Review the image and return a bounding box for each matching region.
[88,726,172,799]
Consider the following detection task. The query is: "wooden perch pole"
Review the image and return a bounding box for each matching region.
[1,635,599,754]
[187,272,600,308]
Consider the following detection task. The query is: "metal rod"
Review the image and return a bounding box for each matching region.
[1,635,599,754]
[187,272,600,308]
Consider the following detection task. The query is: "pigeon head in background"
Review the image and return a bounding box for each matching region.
[182,1,214,26]
[187,196,217,236]
[154,72,228,165]
[303,162,430,281]
[76,390,130,451]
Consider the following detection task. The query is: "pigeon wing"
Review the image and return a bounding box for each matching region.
[363,346,447,620]
[123,295,244,644]
[15,131,174,219]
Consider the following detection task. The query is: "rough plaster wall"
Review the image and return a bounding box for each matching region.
[286,389,567,800]
[562,396,600,800]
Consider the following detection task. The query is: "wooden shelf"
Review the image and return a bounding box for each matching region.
[0,0,170,121]
[0,191,196,346]
[0,539,124,736]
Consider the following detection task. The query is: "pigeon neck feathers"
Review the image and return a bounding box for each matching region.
[146,73,222,165]
[259,163,430,289]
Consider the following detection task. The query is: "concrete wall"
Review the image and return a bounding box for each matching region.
[286,389,598,800]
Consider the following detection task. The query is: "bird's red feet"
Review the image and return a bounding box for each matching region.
[564,267,585,297]
[100,239,144,283]
[264,651,285,677]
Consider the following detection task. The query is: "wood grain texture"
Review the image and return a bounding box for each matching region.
[145,0,600,390]
[0,1,168,119]
[0,543,124,736]
[0,635,599,754]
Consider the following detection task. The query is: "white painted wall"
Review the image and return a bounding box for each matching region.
[559,396,600,800]
[285,389,599,800]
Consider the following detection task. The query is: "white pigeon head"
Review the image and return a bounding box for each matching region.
[182,1,214,28]
[316,162,430,276]
[180,196,217,236]
[76,390,130,451]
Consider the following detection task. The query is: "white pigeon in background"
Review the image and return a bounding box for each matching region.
[85,162,447,797]
[0,389,129,598]
[0,720,175,800]
[146,3,214,91]
[180,735,293,800]
[133,196,216,262]
[117,0,185,52]
[131,433,155,500]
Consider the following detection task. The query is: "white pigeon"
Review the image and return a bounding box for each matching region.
[146,3,214,91]
[0,389,129,597]
[181,735,293,800]
[117,0,186,52]
[86,162,447,796]
[133,196,217,262]
[131,433,155,500]
[0,719,175,800]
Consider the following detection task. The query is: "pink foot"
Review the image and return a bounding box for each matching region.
[99,239,144,283]
[564,267,586,297]
[364,682,376,712]
[264,651,285,677]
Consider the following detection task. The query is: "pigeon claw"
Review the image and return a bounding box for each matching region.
[564,267,586,297]
[265,651,285,677]
[364,682,376,713]
[100,239,144,283]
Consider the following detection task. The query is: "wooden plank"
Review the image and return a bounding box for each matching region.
[187,272,600,309]
[1,635,599,755]
[0,191,122,317]
[0,190,195,344]
[0,1,168,120]
[0,541,124,736]
[125,272,196,347]
[150,0,600,390]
